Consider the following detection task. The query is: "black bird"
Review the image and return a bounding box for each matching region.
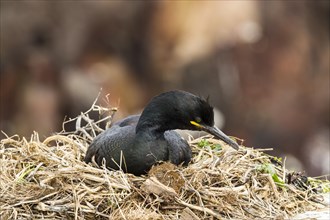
[84,90,239,175]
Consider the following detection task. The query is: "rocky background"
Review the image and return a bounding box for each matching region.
[1,1,329,176]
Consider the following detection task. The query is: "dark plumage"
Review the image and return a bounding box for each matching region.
[84,90,239,175]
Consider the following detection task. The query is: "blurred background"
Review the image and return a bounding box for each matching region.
[0,1,329,176]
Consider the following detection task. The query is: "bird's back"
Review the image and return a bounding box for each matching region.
[84,115,139,171]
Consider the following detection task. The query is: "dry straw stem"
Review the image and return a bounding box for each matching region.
[0,95,329,219]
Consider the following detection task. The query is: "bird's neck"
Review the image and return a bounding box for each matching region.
[135,100,175,136]
[136,122,165,136]
[136,120,165,138]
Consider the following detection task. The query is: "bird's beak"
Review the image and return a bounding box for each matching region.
[190,121,239,150]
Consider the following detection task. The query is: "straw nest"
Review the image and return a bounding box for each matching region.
[1,96,329,220]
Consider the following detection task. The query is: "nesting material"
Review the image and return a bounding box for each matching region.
[0,97,329,219]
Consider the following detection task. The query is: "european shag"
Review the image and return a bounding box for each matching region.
[84,90,239,175]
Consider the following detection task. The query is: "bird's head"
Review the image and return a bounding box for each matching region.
[137,90,239,150]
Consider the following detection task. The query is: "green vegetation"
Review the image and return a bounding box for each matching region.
[308,177,330,193]
[198,139,222,151]
[257,163,285,186]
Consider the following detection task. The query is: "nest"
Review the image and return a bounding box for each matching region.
[1,95,329,220]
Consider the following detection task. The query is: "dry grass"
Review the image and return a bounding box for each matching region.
[0,95,329,219]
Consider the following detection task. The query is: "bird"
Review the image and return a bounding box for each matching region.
[84,90,239,175]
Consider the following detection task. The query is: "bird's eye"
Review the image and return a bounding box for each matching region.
[195,117,202,123]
